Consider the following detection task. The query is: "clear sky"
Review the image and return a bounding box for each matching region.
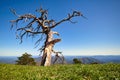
[0,0,120,56]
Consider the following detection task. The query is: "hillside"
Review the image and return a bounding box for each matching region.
[0,63,120,80]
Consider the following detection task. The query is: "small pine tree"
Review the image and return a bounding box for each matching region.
[16,52,36,65]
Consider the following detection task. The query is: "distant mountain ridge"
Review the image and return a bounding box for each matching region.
[0,56,17,64]
[63,55,120,64]
[79,57,101,64]
[0,55,120,64]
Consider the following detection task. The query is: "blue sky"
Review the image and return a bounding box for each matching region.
[0,0,120,56]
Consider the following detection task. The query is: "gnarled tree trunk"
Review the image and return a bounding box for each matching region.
[41,31,61,66]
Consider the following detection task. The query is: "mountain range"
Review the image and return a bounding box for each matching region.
[0,55,120,64]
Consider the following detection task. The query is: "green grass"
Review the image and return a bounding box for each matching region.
[0,63,120,80]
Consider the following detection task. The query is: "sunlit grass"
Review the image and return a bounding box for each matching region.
[0,63,120,80]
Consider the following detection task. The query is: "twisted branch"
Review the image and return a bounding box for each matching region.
[50,11,84,28]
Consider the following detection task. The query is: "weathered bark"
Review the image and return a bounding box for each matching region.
[41,31,61,66]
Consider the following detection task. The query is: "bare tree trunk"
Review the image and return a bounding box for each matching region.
[44,44,52,66]
[41,31,61,66]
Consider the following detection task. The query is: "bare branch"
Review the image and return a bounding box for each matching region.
[50,11,83,28]
[10,14,37,30]
[52,31,59,36]
[36,7,48,20]
[17,28,43,34]
[81,15,88,20]
[20,32,27,43]
[69,20,77,24]
[52,51,64,64]
[34,34,44,48]
[10,8,20,17]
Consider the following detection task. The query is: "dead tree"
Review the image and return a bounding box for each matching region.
[10,7,84,66]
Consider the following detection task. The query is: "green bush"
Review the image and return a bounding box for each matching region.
[91,62,99,64]
[16,52,36,65]
[73,58,82,64]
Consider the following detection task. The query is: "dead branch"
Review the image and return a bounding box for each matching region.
[50,11,83,28]
[52,51,65,64]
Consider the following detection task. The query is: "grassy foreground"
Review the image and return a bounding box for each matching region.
[0,63,120,80]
